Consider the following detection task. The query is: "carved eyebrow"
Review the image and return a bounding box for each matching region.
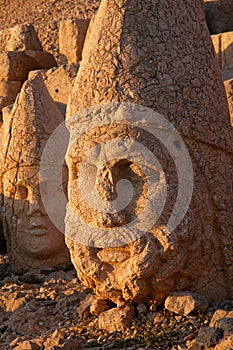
[66,141,102,165]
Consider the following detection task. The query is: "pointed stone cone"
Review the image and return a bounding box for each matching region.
[66,0,233,303]
[67,0,232,150]
[3,72,64,172]
[1,72,70,274]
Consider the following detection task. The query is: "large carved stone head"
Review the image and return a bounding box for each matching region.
[65,0,233,304]
[1,73,70,274]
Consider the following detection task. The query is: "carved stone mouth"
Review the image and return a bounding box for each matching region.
[28,223,48,236]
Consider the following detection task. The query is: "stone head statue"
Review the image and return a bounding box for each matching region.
[1,72,70,274]
[65,0,233,305]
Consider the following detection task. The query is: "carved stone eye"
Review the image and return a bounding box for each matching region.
[115,159,133,173]
[15,184,28,200]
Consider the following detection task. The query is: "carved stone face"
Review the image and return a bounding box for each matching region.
[0,72,71,274]
[65,123,159,247]
[3,165,67,264]
[65,120,228,305]
[67,150,146,230]
[65,0,233,304]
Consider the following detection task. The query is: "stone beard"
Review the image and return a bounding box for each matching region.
[65,121,228,304]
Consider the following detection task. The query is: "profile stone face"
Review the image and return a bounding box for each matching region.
[1,72,70,274]
[66,0,233,304]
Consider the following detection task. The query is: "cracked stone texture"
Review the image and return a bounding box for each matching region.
[65,0,233,305]
[0,72,70,274]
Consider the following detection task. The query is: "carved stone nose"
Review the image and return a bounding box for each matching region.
[28,190,46,217]
[95,164,117,201]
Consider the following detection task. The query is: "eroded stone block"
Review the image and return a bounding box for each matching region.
[0,81,22,97]
[205,0,233,34]
[164,292,208,316]
[0,51,57,82]
[211,32,233,70]
[40,64,78,105]
[224,78,233,126]
[98,305,135,332]
[59,19,90,64]
[0,23,42,52]
[0,81,22,112]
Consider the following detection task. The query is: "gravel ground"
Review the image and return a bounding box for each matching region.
[1,254,232,350]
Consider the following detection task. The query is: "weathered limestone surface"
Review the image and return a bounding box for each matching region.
[0,51,57,82]
[1,104,13,123]
[0,23,42,52]
[0,105,17,250]
[211,31,233,70]
[204,0,233,34]
[0,72,70,274]
[0,96,18,113]
[37,64,79,115]
[59,19,90,64]
[0,81,22,97]
[0,81,22,112]
[224,78,233,125]
[66,0,233,305]
[164,291,208,316]
[28,64,79,115]
[0,154,3,252]
[98,305,135,332]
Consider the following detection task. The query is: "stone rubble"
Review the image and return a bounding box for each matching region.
[165,292,209,317]
[0,23,56,116]
[0,253,232,350]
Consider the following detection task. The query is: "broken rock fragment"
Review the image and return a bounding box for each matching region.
[164,291,208,316]
[59,19,90,64]
[98,305,135,333]
[0,51,57,82]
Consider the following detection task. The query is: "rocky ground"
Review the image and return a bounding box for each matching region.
[0,253,233,350]
[0,0,101,61]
